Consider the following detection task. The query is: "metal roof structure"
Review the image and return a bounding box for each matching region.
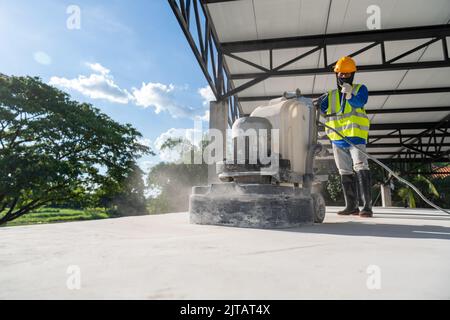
[169,0,450,167]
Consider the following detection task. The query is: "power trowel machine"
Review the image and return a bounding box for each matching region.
[189,90,328,229]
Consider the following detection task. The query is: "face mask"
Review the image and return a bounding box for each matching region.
[336,73,355,88]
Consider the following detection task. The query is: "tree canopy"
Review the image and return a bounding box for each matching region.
[0,75,151,224]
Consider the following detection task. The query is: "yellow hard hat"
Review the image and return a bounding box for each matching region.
[334,56,357,73]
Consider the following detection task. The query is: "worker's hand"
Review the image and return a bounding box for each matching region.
[341,83,353,100]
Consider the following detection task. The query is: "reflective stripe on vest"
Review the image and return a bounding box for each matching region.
[325,84,370,141]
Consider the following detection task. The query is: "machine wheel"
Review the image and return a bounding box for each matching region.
[312,193,326,223]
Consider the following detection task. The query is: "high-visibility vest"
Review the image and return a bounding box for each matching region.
[325,84,370,141]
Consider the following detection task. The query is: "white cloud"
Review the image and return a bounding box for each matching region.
[49,63,213,120]
[132,82,174,113]
[86,62,110,75]
[195,85,215,122]
[198,85,215,106]
[132,82,197,118]
[195,110,210,122]
[49,63,132,104]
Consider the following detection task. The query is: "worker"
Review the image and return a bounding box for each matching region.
[320,56,373,218]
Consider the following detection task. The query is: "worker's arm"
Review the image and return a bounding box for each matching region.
[320,95,328,113]
[348,85,368,108]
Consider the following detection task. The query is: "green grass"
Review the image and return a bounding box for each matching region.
[2,207,111,227]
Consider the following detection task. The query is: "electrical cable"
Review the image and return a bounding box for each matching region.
[318,120,450,214]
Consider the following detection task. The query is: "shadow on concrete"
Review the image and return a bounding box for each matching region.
[283,220,450,240]
[370,214,450,222]
[326,209,450,219]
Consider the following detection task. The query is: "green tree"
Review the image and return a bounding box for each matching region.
[326,173,342,203]
[147,137,207,214]
[0,75,151,225]
[96,162,149,216]
[397,174,439,208]
[430,174,450,208]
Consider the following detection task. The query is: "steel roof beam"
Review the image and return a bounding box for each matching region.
[221,24,450,53]
[319,133,450,140]
[231,60,450,80]
[319,143,450,148]
[316,157,450,163]
[238,87,450,102]
[202,0,239,3]
[365,106,450,114]
[318,122,450,131]
[390,114,450,159]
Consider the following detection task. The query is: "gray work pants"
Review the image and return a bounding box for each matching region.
[332,144,370,175]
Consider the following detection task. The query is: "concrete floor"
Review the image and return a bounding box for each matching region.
[1,207,450,300]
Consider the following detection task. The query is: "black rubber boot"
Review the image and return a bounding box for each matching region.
[337,174,360,216]
[357,170,373,217]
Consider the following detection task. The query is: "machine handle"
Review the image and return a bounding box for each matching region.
[312,93,328,109]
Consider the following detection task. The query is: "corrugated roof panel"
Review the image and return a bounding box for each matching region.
[207,0,257,42]
[326,0,390,34]
[412,39,444,63]
[274,47,323,70]
[311,74,336,94]
[234,75,315,97]
[263,76,316,95]
[210,0,331,41]
[226,47,323,73]
[253,0,329,40]
[199,0,450,161]
[326,0,450,34]
[397,67,450,89]
[232,79,267,97]
[326,43,382,66]
[209,0,450,43]
[225,51,270,74]
[364,96,391,109]
[383,92,450,108]
[379,0,450,28]
[353,70,407,91]
[384,39,434,63]
[240,101,265,115]
[236,89,450,116]
[310,70,407,95]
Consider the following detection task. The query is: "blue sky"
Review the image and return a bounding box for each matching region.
[0,0,213,171]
